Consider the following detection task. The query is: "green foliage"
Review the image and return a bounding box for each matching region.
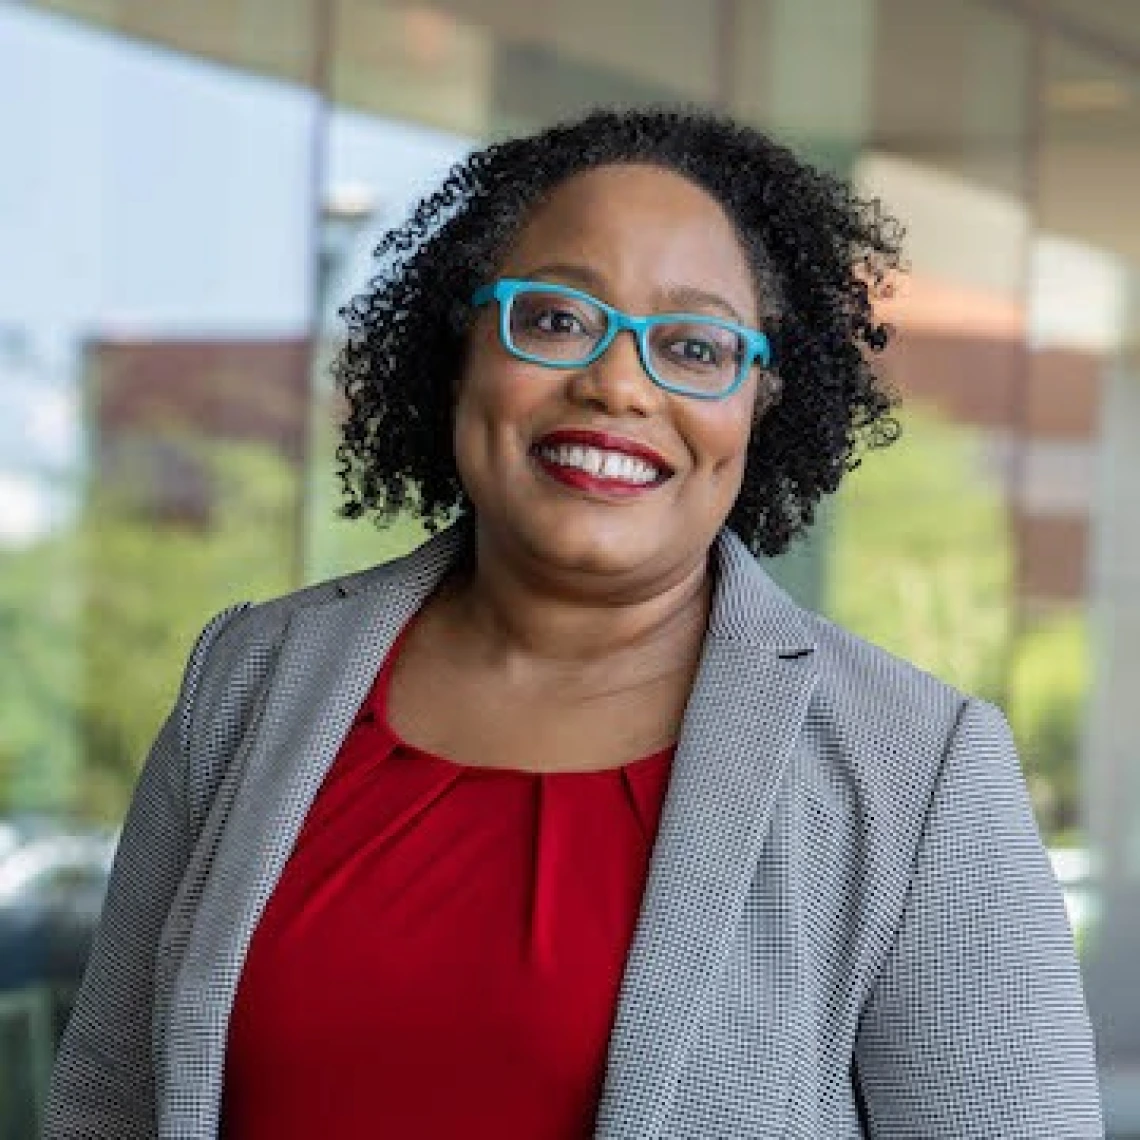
[0,435,421,825]
[77,439,297,821]
[0,540,81,814]
[827,406,1089,840]
[1006,610,1088,833]
[828,407,1012,700]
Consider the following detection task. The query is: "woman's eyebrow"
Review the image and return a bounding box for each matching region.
[660,286,747,324]
[522,262,602,289]
[516,264,749,325]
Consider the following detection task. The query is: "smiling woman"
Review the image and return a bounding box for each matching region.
[44,108,1102,1140]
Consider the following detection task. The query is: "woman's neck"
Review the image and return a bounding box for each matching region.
[440,532,714,681]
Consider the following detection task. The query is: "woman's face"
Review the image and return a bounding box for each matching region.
[454,162,765,593]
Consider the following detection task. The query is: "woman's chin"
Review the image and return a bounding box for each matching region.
[472,490,682,586]
[521,524,671,585]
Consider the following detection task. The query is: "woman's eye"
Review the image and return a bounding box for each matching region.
[670,337,720,366]
[535,308,585,335]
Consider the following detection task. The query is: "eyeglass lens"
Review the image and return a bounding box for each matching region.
[507,286,745,394]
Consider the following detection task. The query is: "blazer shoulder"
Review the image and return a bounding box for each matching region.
[791,605,977,800]
[716,533,970,751]
[804,607,968,718]
[200,525,463,676]
[786,612,1001,940]
[190,572,366,692]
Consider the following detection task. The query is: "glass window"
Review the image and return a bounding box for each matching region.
[0,8,319,1128]
[304,107,473,581]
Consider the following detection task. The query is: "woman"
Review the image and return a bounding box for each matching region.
[45,108,1102,1138]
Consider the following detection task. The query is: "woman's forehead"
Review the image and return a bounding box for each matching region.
[499,164,759,318]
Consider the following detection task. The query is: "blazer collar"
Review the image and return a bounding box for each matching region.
[704,527,816,655]
[160,522,817,1138]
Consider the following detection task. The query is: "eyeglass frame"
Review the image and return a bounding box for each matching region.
[469,277,773,401]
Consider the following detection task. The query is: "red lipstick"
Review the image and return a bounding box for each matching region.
[531,428,672,499]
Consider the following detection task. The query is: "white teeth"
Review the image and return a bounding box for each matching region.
[539,443,661,485]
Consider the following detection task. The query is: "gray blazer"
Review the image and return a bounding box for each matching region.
[45,526,1103,1138]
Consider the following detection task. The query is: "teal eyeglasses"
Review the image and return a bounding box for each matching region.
[470,278,772,400]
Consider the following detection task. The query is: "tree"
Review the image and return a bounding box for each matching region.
[828,407,1012,700]
[0,434,420,825]
[827,406,1088,840]
[1006,610,1088,837]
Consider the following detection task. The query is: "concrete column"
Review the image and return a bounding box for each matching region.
[765,0,876,172]
[1082,272,1140,1078]
[1087,311,1140,886]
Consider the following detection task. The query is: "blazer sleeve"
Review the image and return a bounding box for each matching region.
[852,698,1104,1139]
[42,603,250,1140]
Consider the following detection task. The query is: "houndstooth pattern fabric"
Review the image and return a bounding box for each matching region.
[44,525,1103,1138]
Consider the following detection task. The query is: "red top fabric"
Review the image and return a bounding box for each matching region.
[223,623,674,1140]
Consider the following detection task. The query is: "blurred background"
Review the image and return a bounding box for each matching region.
[0,0,1137,1134]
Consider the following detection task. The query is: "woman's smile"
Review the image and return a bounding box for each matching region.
[531,428,673,500]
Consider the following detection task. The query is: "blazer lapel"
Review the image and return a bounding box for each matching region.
[159,528,464,1138]
[594,532,820,1139]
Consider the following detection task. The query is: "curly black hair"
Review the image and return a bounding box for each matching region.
[334,106,903,557]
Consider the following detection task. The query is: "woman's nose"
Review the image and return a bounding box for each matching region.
[569,329,660,416]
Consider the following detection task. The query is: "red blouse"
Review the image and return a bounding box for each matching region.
[223,625,674,1140]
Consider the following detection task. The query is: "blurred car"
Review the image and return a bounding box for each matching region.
[0,821,116,1136]
[0,822,116,995]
